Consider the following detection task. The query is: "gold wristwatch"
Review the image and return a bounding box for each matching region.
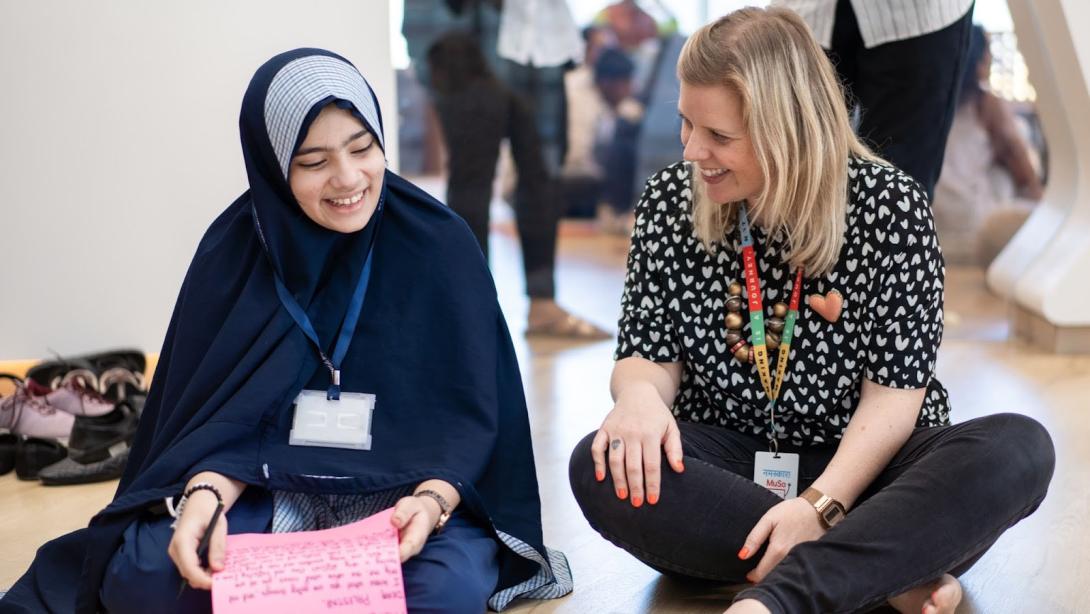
[800,487,847,529]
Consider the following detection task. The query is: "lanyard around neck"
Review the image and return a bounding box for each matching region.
[738,205,804,448]
[257,203,383,401]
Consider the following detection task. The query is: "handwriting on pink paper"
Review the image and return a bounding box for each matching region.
[212,507,406,614]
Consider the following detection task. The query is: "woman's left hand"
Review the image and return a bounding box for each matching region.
[739,497,826,583]
[391,495,441,563]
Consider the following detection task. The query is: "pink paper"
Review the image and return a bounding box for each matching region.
[212,507,406,614]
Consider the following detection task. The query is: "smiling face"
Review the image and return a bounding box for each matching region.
[289,104,385,233]
[678,81,764,205]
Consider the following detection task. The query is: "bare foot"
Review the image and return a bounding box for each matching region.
[723,598,771,614]
[888,574,962,614]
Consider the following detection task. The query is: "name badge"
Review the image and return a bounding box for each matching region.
[289,389,375,450]
[753,451,799,499]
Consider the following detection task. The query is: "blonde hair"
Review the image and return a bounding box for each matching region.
[678,7,882,276]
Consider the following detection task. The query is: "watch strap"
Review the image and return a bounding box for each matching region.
[414,489,452,533]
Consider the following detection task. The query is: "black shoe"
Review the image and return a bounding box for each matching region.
[14,437,68,480]
[0,433,17,476]
[67,400,140,464]
[39,448,130,486]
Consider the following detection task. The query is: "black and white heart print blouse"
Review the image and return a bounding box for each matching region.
[615,158,951,446]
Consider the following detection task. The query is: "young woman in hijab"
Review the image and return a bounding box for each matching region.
[567,8,1054,614]
[1,48,570,614]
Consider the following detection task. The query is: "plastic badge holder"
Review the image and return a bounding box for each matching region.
[289,389,375,450]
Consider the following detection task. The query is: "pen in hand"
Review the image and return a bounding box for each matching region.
[198,502,225,568]
[177,501,225,598]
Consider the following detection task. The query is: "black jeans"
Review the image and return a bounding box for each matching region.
[828,0,974,201]
[434,80,559,299]
[569,413,1054,613]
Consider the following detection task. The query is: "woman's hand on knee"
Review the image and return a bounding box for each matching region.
[590,390,685,508]
[392,495,440,563]
[738,497,825,584]
[167,490,229,591]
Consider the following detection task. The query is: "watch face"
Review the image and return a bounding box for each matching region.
[821,503,845,526]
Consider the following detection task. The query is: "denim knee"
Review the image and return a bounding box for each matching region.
[981,413,1056,500]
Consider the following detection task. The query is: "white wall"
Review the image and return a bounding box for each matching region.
[0,1,396,359]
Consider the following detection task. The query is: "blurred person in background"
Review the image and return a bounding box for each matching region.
[593,1,688,231]
[560,25,616,219]
[775,0,975,200]
[428,32,610,339]
[932,24,1045,265]
[592,46,645,235]
[406,0,610,339]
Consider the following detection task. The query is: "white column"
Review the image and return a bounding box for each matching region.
[988,0,1090,339]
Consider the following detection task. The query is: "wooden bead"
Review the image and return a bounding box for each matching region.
[766,333,780,351]
[733,344,752,363]
[766,317,785,334]
[724,312,744,330]
[772,302,788,318]
[728,281,743,296]
[725,331,743,347]
[725,296,743,313]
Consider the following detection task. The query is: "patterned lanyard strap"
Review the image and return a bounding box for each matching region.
[738,205,804,448]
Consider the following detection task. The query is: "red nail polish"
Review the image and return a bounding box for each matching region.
[738,547,750,560]
[617,488,627,499]
[648,493,659,505]
[632,496,643,508]
[678,460,685,472]
[595,469,605,481]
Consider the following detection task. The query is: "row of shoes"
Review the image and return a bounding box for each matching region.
[0,349,146,485]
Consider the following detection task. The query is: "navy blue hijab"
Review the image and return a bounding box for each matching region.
[2,49,563,612]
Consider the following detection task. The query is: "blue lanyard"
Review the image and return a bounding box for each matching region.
[256,203,383,401]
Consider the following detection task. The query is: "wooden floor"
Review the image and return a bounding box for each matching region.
[2,220,1088,613]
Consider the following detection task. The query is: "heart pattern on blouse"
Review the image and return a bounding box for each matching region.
[613,160,950,446]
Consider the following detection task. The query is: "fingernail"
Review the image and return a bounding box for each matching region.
[647,493,658,505]
[617,488,627,499]
[632,496,643,508]
[595,469,605,481]
[678,460,685,472]
[738,547,750,560]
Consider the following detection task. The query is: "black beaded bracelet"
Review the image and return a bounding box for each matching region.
[169,482,224,529]
[184,482,224,504]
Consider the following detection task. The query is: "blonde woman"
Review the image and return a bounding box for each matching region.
[568,8,1054,614]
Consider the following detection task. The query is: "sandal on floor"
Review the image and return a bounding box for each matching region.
[525,314,612,341]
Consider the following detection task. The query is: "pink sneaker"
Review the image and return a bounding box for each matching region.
[26,371,114,417]
[0,383,75,439]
